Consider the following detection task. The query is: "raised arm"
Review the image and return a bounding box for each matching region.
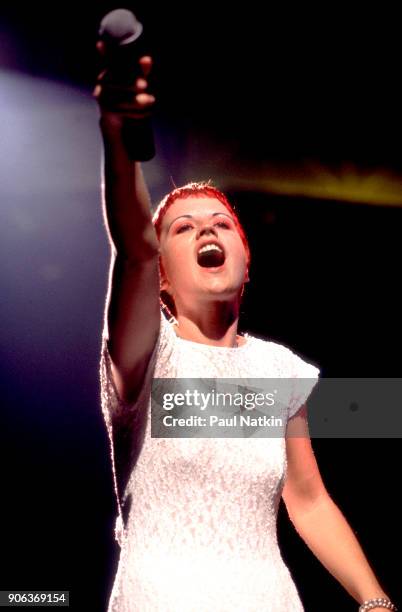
[95,53,161,405]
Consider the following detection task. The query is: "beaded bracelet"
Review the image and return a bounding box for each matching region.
[359,597,397,611]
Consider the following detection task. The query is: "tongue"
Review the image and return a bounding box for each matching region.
[197,249,225,268]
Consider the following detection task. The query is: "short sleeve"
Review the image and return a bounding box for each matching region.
[287,351,320,420]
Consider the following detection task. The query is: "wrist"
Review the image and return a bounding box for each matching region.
[358,596,397,611]
[99,113,125,138]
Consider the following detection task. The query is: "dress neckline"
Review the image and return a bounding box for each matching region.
[170,322,250,351]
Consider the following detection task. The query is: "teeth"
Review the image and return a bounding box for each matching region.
[198,244,223,255]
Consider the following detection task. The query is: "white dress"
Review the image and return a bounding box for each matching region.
[100,312,320,612]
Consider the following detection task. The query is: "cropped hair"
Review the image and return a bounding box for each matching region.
[152,181,250,319]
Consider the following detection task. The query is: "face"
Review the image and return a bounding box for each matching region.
[159,197,249,314]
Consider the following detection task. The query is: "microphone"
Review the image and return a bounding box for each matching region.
[98,8,155,161]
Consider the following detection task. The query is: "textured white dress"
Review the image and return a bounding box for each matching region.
[100,312,320,612]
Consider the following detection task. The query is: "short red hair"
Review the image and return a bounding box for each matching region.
[152,181,251,318]
[152,181,251,265]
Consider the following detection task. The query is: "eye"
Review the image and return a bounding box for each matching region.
[176,223,193,234]
[215,221,231,229]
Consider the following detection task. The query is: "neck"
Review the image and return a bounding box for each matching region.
[174,300,241,347]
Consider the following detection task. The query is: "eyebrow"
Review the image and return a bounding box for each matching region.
[167,212,234,233]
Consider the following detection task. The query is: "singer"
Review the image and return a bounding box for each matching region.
[95,10,395,612]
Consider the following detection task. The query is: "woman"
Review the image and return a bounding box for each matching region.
[96,53,396,612]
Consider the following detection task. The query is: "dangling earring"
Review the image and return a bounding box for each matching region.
[160,290,178,325]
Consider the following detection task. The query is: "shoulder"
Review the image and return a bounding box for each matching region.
[244,333,320,419]
[245,331,320,379]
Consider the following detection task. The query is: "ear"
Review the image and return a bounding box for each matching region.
[159,267,172,294]
[160,277,171,293]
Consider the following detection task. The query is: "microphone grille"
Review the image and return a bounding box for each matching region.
[99,9,143,45]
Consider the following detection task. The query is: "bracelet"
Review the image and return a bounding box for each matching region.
[359,597,398,611]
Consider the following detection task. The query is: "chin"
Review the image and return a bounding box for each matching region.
[203,285,241,301]
[205,276,243,293]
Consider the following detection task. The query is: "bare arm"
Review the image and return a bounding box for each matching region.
[96,55,161,404]
[282,407,390,609]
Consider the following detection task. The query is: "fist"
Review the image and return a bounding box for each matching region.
[93,42,155,119]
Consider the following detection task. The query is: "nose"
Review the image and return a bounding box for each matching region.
[197,225,218,240]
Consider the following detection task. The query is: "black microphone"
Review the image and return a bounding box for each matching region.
[98,8,155,161]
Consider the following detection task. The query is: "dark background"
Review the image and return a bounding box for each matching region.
[0,2,400,611]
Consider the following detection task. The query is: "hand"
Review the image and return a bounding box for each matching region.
[93,42,155,123]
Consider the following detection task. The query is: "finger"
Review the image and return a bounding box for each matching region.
[96,41,106,56]
[135,77,148,92]
[139,56,153,77]
[136,92,155,106]
[93,84,101,98]
[96,69,107,81]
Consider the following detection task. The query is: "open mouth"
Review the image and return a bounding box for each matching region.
[197,243,225,268]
